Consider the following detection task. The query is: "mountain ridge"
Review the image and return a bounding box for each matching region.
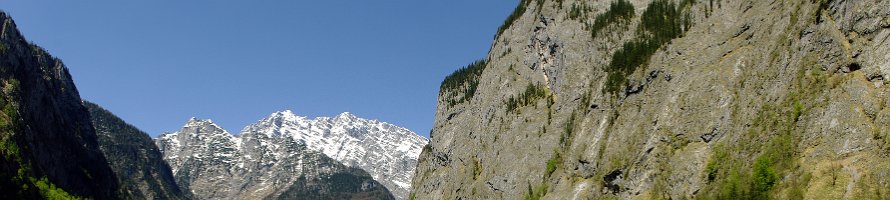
[156,117,396,200]
[241,110,427,199]
[156,110,425,199]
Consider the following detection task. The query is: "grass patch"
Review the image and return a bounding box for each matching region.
[524,183,548,200]
[751,156,779,199]
[701,106,800,200]
[33,177,82,200]
[699,51,827,199]
[705,145,728,182]
[545,151,562,177]
[473,157,482,180]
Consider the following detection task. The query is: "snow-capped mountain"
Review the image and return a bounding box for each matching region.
[241,111,428,199]
[155,118,394,200]
[155,111,427,200]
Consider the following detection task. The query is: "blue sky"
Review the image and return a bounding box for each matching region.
[0,1,517,137]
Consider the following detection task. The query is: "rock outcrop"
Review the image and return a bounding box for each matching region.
[411,0,890,199]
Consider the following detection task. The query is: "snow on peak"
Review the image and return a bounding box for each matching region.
[270,110,295,118]
[242,110,427,199]
[335,112,357,120]
[157,110,426,200]
[181,117,230,135]
[185,117,213,125]
[269,110,307,122]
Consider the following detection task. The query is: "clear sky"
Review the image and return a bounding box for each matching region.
[0,1,517,138]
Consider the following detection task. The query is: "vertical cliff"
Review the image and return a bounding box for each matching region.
[411,0,890,199]
[0,11,119,199]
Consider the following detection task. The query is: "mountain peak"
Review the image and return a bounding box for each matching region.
[186,117,207,122]
[274,109,295,116]
[185,117,214,126]
[199,110,428,199]
[272,109,298,117]
[180,118,232,137]
[335,112,357,120]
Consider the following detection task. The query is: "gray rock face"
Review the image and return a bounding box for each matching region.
[84,101,190,200]
[156,117,397,200]
[411,0,890,199]
[156,119,240,199]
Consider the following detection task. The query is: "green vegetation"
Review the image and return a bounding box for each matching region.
[505,83,549,114]
[3,79,20,122]
[472,158,482,180]
[33,177,82,200]
[567,3,589,21]
[544,112,578,182]
[545,152,561,177]
[751,156,779,199]
[561,113,575,146]
[639,0,687,43]
[604,0,693,94]
[698,43,830,199]
[588,0,635,38]
[1,78,22,161]
[441,60,487,108]
[705,145,727,182]
[497,0,538,39]
[701,103,801,200]
[524,183,548,200]
[0,78,81,199]
[0,137,19,160]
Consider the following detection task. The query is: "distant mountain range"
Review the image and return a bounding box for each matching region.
[0,10,425,200]
[156,111,427,200]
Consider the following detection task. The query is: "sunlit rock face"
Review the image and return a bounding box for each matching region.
[410,0,890,199]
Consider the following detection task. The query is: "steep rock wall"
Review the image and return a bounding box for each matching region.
[411,0,890,199]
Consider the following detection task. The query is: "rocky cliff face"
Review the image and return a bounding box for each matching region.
[156,118,395,200]
[0,12,119,199]
[242,111,427,200]
[84,101,190,200]
[411,0,890,199]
